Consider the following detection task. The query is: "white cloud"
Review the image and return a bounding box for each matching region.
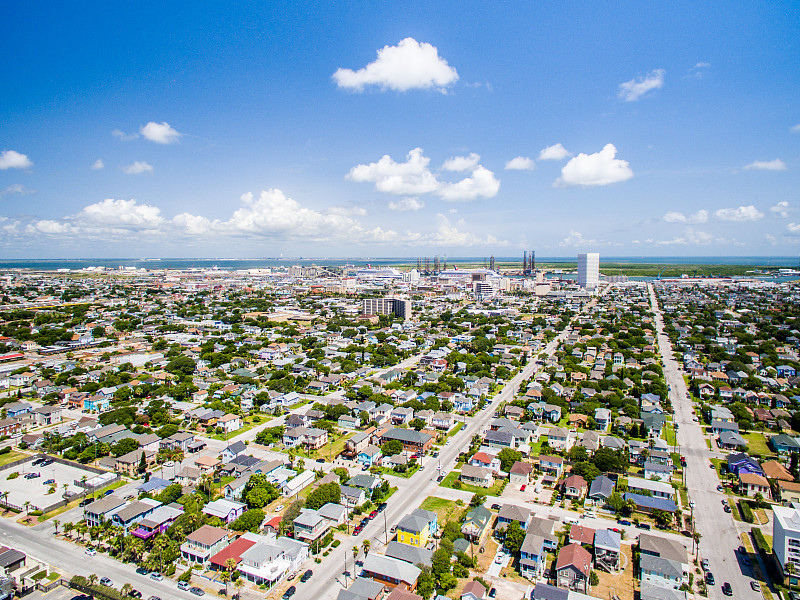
[442,153,480,172]
[80,198,164,229]
[388,197,425,212]
[504,156,536,171]
[0,184,31,198]
[788,223,800,234]
[140,121,182,144]
[333,38,458,92]
[770,201,791,218]
[172,212,211,236]
[437,166,500,202]
[123,161,154,175]
[559,230,596,248]
[111,129,139,141]
[791,125,800,134]
[347,148,439,195]
[0,150,33,170]
[538,143,572,161]
[662,209,708,224]
[654,228,715,246]
[618,69,665,101]
[555,143,633,187]
[744,158,787,171]
[715,205,764,222]
[410,214,506,247]
[687,62,711,79]
[328,206,367,217]
[349,147,499,202]
[91,159,104,170]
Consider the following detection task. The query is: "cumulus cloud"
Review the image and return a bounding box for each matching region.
[771,201,790,218]
[80,198,164,229]
[348,147,499,202]
[618,69,665,101]
[140,121,182,144]
[655,228,715,246]
[333,38,458,92]
[687,62,711,79]
[715,205,764,222]
[91,159,104,170]
[559,230,596,248]
[442,153,480,172]
[538,143,572,161]
[123,161,154,175]
[408,214,506,247]
[504,156,536,171]
[788,223,800,234]
[791,125,800,134]
[0,150,33,170]
[744,159,787,171]
[388,197,425,212]
[347,148,440,195]
[662,210,708,224]
[111,129,139,141]
[328,206,367,217]
[555,144,633,187]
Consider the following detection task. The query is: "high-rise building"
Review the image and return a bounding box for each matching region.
[773,506,800,574]
[362,297,412,320]
[577,253,599,289]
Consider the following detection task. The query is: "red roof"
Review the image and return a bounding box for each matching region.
[471,452,495,465]
[263,516,281,531]
[568,524,596,545]
[209,535,257,569]
[555,542,592,577]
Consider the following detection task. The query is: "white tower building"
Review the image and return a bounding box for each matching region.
[577,253,599,289]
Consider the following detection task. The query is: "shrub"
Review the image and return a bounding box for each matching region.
[7,472,18,480]
[0,446,11,455]
[740,501,755,524]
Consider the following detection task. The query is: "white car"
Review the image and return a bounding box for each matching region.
[85,547,96,556]
[163,461,174,468]
[494,553,504,564]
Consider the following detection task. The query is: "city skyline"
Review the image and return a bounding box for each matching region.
[1,3,799,258]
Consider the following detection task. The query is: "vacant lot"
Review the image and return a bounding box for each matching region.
[2,459,100,511]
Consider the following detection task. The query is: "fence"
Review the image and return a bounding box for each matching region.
[36,578,64,593]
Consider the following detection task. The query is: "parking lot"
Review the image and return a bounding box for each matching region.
[2,458,99,511]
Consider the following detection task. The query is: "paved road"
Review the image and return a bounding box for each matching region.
[301,289,605,600]
[649,283,761,600]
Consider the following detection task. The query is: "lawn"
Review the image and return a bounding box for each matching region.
[0,450,27,467]
[208,415,268,441]
[662,422,676,447]
[439,470,506,496]
[447,422,464,438]
[294,431,355,461]
[419,496,466,525]
[742,432,775,456]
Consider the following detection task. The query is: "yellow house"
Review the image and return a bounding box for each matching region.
[396,509,437,547]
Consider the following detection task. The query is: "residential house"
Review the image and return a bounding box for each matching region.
[181,525,231,566]
[538,455,564,478]
[638,533,690,590]
[594,529,621,571]
[461,580,487,600]
[497,504,531,532]
[360,553,421,591]
[396,509,437,548]
[293,509,331,547]
[132,504,184,539]
[358,445,382,469]
[470,452,502,473]
[84,495,126,527]
[555,543,592,592]
[547,427,570,451]
[111,499,160,533]
[203,499,247,523]
[461,505,492,542]
[509,462,534,486]
[115,449,156,477]
[594,408,611,432]
[562,475,588,500]
[771,434,800,454]
[217,413,242,435]
[588,475,615,505]
[739,472,771,499]
[460,465,494,488]
[377,429,433,454]
[727,453,764,477]
[627,477,675,500]
[221,441,247,463]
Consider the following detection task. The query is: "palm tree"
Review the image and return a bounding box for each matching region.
[121,583,133,596]
[219,571,231,596]
[233,577,244,599]
[0,491,9,509]
[63,521,74,539]
[786,561,796,590]
[88,574,98,587]
[352,545,359,564]
[362,539,370,556]
[22,500,30,516]
[53,518,60,535]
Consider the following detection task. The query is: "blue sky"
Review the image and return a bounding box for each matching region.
[1,2,799,258]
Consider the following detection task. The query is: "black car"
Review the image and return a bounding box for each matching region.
[491,503,501,510]
[488,588,497,598]
[721,582,732,596]
[283,586,296,599]
[129,590,142,598]
[316,458,325,463]
[377,503,387,512]
[705,572,715,585]
[79,497,93,507]
[300,570,313,582]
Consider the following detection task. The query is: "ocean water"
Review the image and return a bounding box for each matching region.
[0,256,796,271]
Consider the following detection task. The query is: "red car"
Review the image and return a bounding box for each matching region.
[520,484,526,491]
[369,510,378,520]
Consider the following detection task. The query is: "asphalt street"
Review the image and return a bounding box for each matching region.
[649,283,762,600]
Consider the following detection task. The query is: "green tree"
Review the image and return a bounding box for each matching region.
[229,509,265,533]
[497,448,523,472]
[381,439,403,456]
[305,482,341,511]
[416,566,435,599]
[503,520,525,554]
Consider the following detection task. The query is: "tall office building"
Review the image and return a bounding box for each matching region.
[577,253,600,289]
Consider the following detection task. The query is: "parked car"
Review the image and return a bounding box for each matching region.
[129,590,142,598]
[377,503,387,512]
[491,503,501,510]
[24,472,40,479]
[79,497,93,507]
[723,504,731,513]
[315,458,325,463]
[282,586,296,599]
[150,573,163,581]
[178,581,190,591]
[488,588,497,598]
[618,519,632,526]
[635,523,651,530]
[148,596,162,600]
[189,587,205,596]
[701,559,709,571]
[716,484,724,491]
[721,582,732,596]
[100,578,113,586]
[85,548,96,556]
[300,570,313,582]
[751,581,761,591]
[705,572,715,585]
[520,484,526,491]
[437,474,445,482]
[163,461,174,467]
